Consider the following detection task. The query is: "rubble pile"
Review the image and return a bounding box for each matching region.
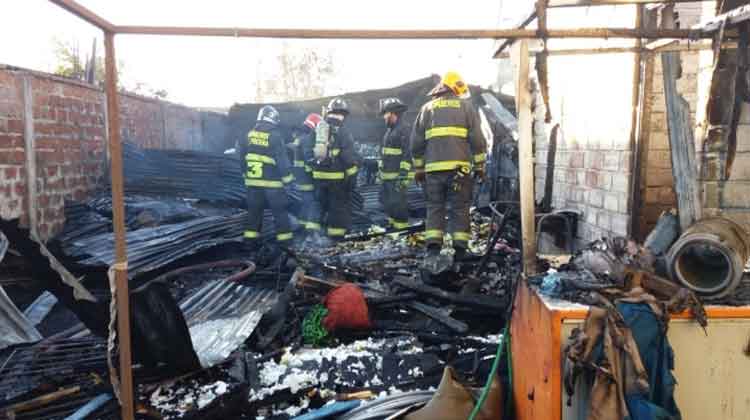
[0,140,518,420]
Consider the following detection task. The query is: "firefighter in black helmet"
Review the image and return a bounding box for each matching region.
[308,98,359,241]
[379,97,412,230]
[411,72,487,272]
[239,105,295,249]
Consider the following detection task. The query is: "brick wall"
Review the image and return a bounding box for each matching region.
[0,70,28,227]
[639,51,700,236]
[699,74,750,230]
[0,65,229,240]
[535,52,635,247]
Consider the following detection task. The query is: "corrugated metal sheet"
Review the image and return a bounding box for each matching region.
[180,280,278,368]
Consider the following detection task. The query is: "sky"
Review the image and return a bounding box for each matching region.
[2,0,534,108]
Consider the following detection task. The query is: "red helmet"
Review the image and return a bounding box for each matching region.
[303,113,323,129]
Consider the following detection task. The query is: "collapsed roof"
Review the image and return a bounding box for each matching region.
[226,75,515,149]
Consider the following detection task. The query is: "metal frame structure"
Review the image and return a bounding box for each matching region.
[43,1,716,418]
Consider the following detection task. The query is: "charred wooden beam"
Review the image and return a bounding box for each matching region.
[492,10,538,58]
[48,0,115,31]
[660,6,702,231]
[549,0,706,7]
[392,277,506,313]
[114,26,706,40]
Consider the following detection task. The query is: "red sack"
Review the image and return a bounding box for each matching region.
[322,283,371,331]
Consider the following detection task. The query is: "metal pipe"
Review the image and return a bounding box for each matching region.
[48,0,116,31]
[113,26,708,40]
[104,31,134,420]
[667,217,750,299]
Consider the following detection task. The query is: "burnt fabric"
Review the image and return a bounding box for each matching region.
[564,290,681,420]
[424,170,473,249]
[382,181,409,229]
[323,284,371,331]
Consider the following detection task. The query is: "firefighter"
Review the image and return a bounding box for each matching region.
[379,97,412,230]
[410,71,487,269]
[289,113,323,238]
[309,98,358,241]
[240,105,295,249]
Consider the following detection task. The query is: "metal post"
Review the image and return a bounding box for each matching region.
[103,31,135,420]
[21,76,38,239]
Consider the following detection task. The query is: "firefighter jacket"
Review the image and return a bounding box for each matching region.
[290,128,315,191]
[309,125,359,182]
[410,93,487,173]
[239,121,294,188]
[380,118,413,181]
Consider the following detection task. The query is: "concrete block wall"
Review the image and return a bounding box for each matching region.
[0,65,229,240]
[639,51,700,236]
[534,52,635,248]
[700,91,750,230]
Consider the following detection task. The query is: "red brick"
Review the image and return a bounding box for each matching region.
[0,149,25,165]
[38,194,50,207]
[14,182,25,196]
[6,119,24,134]
[0,134,23,148]
[4,167,18,179]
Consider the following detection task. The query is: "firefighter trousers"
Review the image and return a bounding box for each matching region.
[424,170,472,250]
[244,186,293,244]
[314,180,352,239]
[382,180,409,229]
[298,190,322,233]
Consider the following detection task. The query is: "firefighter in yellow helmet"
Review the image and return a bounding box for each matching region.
[410,72,487,273]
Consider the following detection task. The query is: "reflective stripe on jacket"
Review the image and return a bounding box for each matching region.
[239,121,294,188]
[310,125,359,182]
[410,93,487,173]
[380,119,411,181]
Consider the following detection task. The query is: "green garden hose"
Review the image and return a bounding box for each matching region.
[467,324,510,420]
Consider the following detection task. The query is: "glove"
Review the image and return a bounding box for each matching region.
[473,166,486,183]
[398,177,411,191]
[415,169,426,185]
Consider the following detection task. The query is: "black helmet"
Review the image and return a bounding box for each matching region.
[257,105,281,125]
[326,98,349,116]
[379,97,407,115]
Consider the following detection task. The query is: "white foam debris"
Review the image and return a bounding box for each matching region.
[149,380,230,419]
[251,337,424,402]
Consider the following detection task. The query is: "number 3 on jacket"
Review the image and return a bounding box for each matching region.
[247,161,263,178]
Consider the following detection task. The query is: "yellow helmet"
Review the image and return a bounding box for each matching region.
[441,71,468,96]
